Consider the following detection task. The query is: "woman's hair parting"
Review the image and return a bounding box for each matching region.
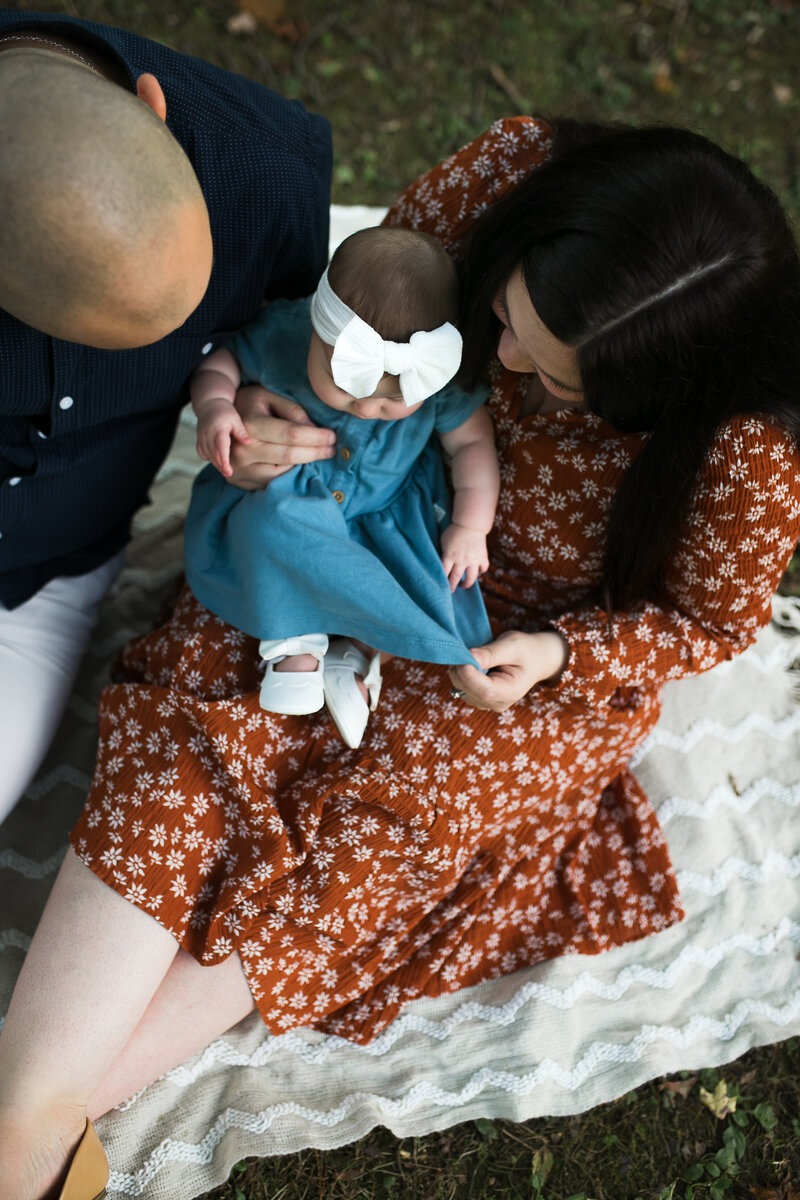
[328,226,459,343]
[458,120,800,610]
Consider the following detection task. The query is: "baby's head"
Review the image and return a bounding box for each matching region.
[308,226,462,421]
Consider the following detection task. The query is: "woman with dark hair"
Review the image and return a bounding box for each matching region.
[455,120,800,613]
[2,116,799,1199]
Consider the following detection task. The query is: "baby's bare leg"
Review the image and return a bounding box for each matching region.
[347,640,375,701]
[274,653,319,673]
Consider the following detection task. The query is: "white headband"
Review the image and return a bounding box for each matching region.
[309,267,462,408]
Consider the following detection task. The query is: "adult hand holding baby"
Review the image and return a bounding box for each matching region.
[228,383,337,489]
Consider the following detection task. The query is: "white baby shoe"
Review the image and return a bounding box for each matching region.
[323,638,382,749]
[258,633,329,715]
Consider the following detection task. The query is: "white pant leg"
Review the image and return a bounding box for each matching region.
[0,552,124,826]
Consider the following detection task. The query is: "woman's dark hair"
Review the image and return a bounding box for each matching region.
[457,119,800,611]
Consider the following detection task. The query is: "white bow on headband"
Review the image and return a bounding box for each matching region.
[310,267,462,408]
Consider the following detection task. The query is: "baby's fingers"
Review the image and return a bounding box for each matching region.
[446,562,463,593]
[214,432,234,477]
[230,414,254,447]
[460,563,481,589]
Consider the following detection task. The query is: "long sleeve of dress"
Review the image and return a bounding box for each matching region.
[548,416,800,707]
[384,116,553,249]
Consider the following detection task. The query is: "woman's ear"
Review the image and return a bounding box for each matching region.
[135,73,167,122]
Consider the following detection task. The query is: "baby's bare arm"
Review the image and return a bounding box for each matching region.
[191,348,252,477]
[439,407,500,589]
[191,347,241,412]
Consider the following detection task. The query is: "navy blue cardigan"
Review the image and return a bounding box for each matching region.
[0,9,331,607]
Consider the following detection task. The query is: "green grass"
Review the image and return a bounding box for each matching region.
[15,0,799,225]
[205,1040,800,1199]
[9,1,800,1194]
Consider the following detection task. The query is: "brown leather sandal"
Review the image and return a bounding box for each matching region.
[59,1119,108,1200]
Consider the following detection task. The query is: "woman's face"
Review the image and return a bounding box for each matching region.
[492,268,585,405]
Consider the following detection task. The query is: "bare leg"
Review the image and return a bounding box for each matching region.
[274,652,320,673]
[0,849,178,1196]
[276,649,369,701]
[350,640,375,703]
[0,848,253,1198]
[88,946,255,1118]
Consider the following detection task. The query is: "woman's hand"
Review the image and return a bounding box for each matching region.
[227,384,337,491]
[448,630,569,712]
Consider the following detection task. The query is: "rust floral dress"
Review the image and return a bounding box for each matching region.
[72,118,800,1043]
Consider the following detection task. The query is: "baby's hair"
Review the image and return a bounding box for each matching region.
[328,226,458,343]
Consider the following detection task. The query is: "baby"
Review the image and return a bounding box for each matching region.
[185,226,499,748]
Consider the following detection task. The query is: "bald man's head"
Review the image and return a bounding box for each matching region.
[0,50,213,347]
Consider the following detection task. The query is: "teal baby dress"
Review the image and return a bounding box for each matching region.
[184,298,492,666]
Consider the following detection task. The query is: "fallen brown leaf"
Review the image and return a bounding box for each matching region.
[269,16,309,43]
[237,0,309,43]
[239,0,284,23]
[337,1166,361,1182]
[652,60,675,95]
[659,1076,698,1098]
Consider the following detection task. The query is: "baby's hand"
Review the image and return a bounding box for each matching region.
[440,523,489,592]
[195,398,253,478]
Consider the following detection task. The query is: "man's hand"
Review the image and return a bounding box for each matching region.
[448,630,569,711]
[440,523,489,591]
[228,385,336,491]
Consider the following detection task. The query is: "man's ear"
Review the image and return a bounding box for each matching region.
[136,73,167,121]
